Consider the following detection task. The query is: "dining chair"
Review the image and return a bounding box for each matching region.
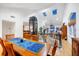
[0,38,7,56]
[4,41,15,56]
[52,40,58,56]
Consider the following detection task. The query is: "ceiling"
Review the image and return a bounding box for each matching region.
[0,3,55,16]
[45,3,66,26]
[0,3,66,27]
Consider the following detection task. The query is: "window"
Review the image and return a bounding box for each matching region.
[52,9,57,15]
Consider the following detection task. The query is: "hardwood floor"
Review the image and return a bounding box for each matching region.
[39,35,72,56]
[55,40,72,56]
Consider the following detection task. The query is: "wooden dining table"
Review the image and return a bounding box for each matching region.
[9,38,49,56]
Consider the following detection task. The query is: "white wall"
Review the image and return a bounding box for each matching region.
[63,3,79,44]
[0,8,23,38]
[0,20,2,38]
[76,4,79,38]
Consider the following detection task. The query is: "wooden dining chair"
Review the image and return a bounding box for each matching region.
[4,42,15,56]
[23,33,31,39]
[52,40,58,56]
[0,38,7,56]
[6,34,15,40]
[31,35,38,41]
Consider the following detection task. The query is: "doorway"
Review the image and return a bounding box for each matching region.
[2,20,15,39]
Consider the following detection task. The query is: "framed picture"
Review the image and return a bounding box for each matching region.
[69,12,76,37]
[70,12,76,20]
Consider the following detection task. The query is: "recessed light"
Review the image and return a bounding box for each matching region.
[10,16,15,18]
